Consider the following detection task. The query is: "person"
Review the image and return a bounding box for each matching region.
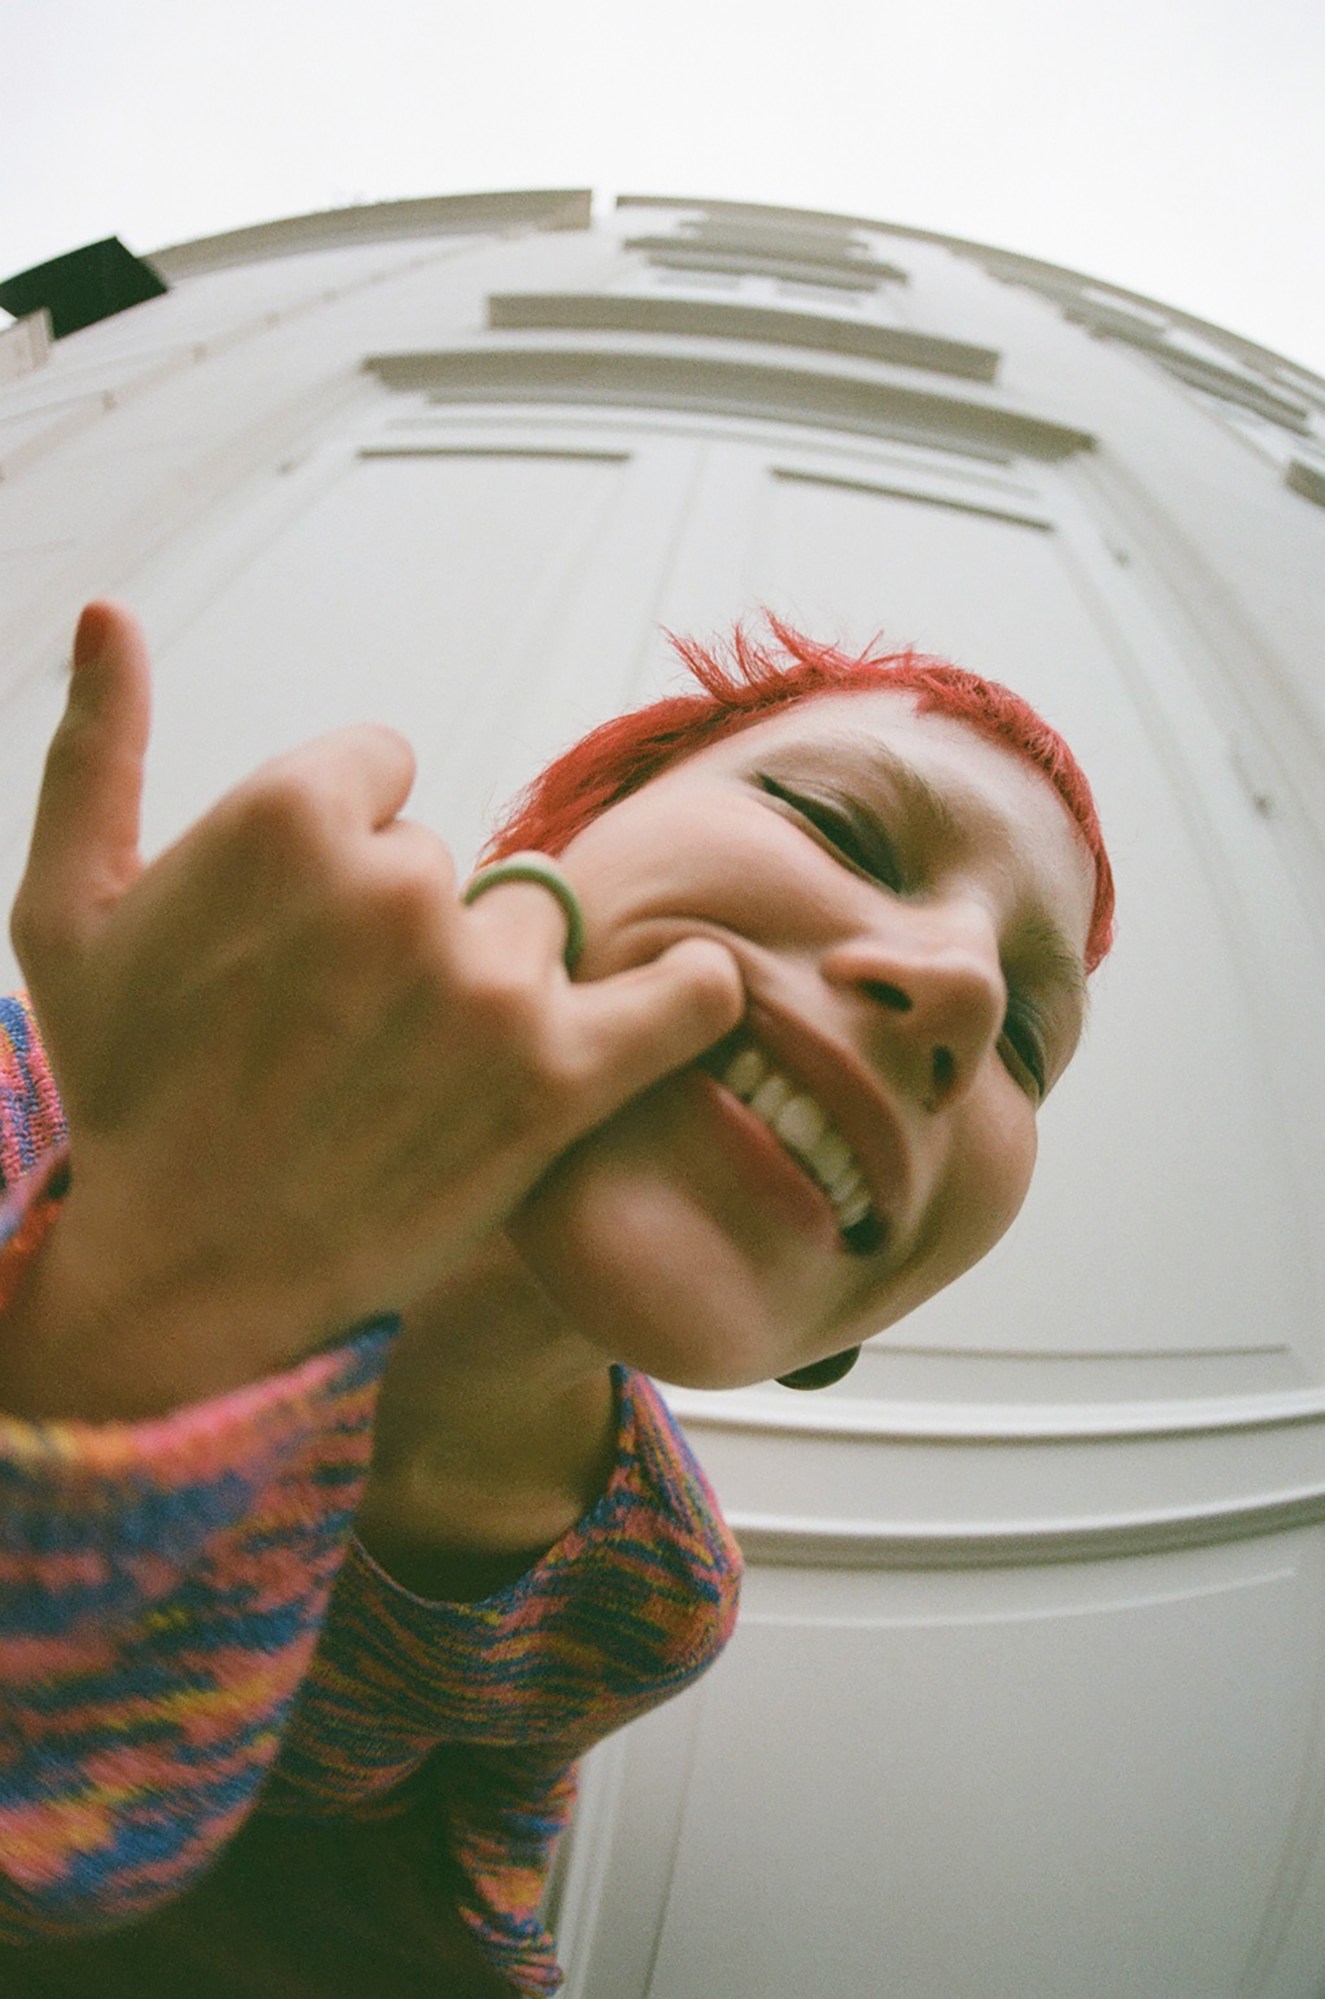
[0,600,1114,1995]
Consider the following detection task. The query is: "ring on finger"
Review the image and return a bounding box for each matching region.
[461,852,585,973]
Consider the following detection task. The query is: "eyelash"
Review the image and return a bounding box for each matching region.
[756,774,903,890]
[758,773,1048,1101]
[999,998,1047,1099]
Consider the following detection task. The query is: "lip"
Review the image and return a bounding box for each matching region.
[689,1068,846,1253]
[729,996,914,1248]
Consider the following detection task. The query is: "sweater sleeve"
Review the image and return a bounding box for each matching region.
[254,1357,742,1997]
[437,1371,744,1997]
[0,992,399,1943]
[438,1745,579,1998]
[0,994,66,1192]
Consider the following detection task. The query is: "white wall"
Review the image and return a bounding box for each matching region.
[3,192,1324,1997]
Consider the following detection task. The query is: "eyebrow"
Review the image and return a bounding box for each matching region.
[853,738,964,849]
[791,729,974,856]
[1016,913,1090,1023]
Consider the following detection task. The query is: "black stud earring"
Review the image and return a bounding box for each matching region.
[776,1346,861,1391]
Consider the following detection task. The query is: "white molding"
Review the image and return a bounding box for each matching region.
[770,463,1052,531]
[729,1480,1325,1567]
[616,191,909,235]
[363,343,1094,460]
[661,1381,1325,1444]
[614,193,1325,391]
[149,190,593,279]
[487,291,999,382]
[1287,458,1325,508]
[0,310,51,388]
[622,234,906,290]
[544,1733,629,1994]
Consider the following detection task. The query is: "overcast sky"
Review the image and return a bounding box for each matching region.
[4,0,1323,376]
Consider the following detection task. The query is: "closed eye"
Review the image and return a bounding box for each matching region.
[756,773,904,891]
[1000,992,1047,1100]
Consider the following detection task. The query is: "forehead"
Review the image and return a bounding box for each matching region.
[677,688,1096,955]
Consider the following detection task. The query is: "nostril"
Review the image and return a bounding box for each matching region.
[931,1046,956,1099]
[863,981,912,1012]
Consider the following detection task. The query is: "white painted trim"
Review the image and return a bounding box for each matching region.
[0,310,51,387]
[545,1733,630,1994]
[614,192,1325,390]
[486,291,999,382]
[1288,458,1325,508]
[149,190,593,278]
[729,1480,1325,1567]
[770,463,1053,531]
[661,1381,1325,1444]
[364,344,1095,459]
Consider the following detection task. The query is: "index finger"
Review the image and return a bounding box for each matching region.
[15,601,152,956]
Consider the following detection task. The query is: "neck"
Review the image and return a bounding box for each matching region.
[366,1233,616,1514]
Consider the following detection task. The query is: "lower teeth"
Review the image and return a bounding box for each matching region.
[793,1152,872,1240]
[720,1050,876,1247]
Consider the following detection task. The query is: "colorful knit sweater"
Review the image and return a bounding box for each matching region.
[0,994,742,1994]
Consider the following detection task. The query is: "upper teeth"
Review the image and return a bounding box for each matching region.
[720,1040,872,1231]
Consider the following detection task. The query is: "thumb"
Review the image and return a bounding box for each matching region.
[571,935,746,1127]
[12,602,152,971]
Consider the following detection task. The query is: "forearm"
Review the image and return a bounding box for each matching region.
[0,1198,397,1941]
[1,1219,309,1426]
[0,1143,363,1424]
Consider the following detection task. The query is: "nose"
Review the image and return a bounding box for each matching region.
[821,900,1006,1112]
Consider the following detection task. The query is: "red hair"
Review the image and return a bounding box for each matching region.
[483,616,1115,972]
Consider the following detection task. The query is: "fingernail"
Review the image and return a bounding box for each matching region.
[73,603,109,672]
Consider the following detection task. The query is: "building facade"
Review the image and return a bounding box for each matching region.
[1,190,1323,1997]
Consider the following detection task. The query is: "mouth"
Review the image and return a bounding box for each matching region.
[700,1028,886,1257]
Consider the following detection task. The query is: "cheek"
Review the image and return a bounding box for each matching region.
[564,801,824,971]
[950,1096,1038,1268]
[901,1094,1038,1307]
[507,1136,785,1387]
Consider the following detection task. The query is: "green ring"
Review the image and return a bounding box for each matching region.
[462,853,585,972]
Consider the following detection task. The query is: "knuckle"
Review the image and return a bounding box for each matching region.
[367,721,414,771]
[356,867,444,952]
[9,886,40,958]
[466,957,538,1027]
[10,888,74,973]
[527,1036,587,1106]
[225,776,328,869]
[678,938,744,1018]
[463,961,566,1079]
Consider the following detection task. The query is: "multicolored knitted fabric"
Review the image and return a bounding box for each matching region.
[0,993,742,1994]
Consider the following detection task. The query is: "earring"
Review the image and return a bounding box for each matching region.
[776,1346,861,1391]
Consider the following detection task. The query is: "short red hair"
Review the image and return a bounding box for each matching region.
[483,616,1115,972]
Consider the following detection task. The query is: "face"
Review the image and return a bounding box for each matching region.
[506,690,1096,1390]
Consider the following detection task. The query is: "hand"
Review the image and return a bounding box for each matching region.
[6,604,743,1415]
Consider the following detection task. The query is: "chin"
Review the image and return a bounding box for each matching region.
[614,1340,780,1395]
[507,1163,792,1392]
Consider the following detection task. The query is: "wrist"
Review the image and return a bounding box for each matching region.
[0,1157,313,1421]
